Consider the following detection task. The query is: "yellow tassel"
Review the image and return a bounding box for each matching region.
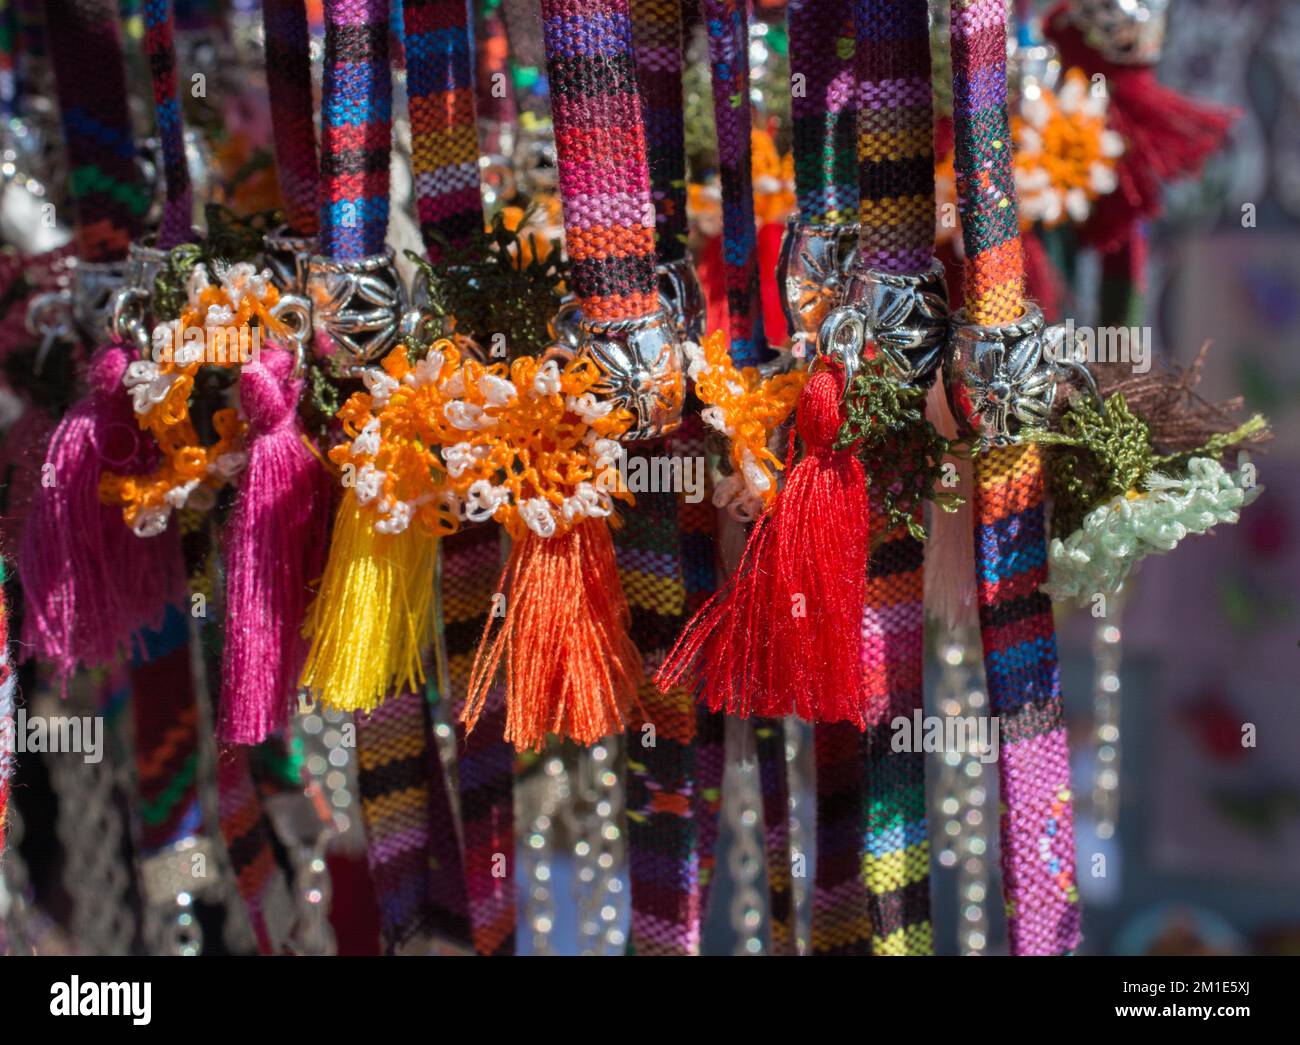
[299,493,436,712]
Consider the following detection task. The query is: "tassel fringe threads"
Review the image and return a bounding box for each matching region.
[299,493,437,713]
[463,518,643,753]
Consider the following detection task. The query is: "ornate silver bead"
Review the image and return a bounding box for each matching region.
[109,241,171,358]
[306,249,408,365]
[944,302,1096,446]
[263,226,317,298]
[776,218,860,349]
[565,310,684,442]
[817,258,950,390]
[656,256,706,344]
[1067,0,1169,66]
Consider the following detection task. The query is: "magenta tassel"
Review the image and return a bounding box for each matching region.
[18,342,185,680]
[220,346,330,745]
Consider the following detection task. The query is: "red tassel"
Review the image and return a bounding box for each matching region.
[1046,2,1238,254]
[657,367,870,725]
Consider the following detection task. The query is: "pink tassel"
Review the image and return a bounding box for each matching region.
[923,381,977,631]
[18,342,185,681]
[220,346,330,745]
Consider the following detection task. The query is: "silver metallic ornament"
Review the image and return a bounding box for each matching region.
[110,241,172,358]
[818,258,950,390]
[943,302,1096,446]
[1067,0,1169,66]
[776,219,860,351]
[263,226,317,298]
[306,249,409,366]
[656,256,706,345]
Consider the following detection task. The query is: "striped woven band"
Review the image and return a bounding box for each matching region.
[320,0,393,258]
[787,0,857,224]
[45,0,148,261]
[701,0,769,364]
[854,0,935,273]
[629,0,689,262]
[542,0,658,322]
[143,0,194,248]
[264,0,321,235]
[403,0,483,260]
[949,0,1081,955]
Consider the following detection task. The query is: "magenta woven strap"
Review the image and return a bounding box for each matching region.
[541,0,658,322]
[143,0,194,248]
[320,0,393,258]
[263,0,320,235]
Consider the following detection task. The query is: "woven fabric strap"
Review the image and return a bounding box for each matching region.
[949,0,1081,955]
[755,716,795,954]
[143,0,194,248]
[541,0,657,321]
[216,746,289,955]
[618,440,697,955]
[263,0,320,235]
[45,0,148,261]
[0,3,16,120]
[356,687,473,950]
[0,559,13,862]
[443,525,516,955]
[701,0,768,364]
[320,0,393,258]
[787,0,857,224]
[132,610,204,853]
[403,0,483,260]
[855,0,935,272]
[629,0,689,261]
[476,0,517,125]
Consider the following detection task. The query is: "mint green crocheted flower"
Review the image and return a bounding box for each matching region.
[1042,454,1261,603]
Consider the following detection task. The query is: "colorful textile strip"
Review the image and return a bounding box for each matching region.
[0,2,16,120]
[0,559,13,861]
[442,525,516,955]
[540,0,658,322]
[320,0,393,258]
[754,717,794,955]
[860,524,931,954]
[701,0,768,363]
[617,442,696,955]
[629,0,689,261]
[216,746,288,954]
[356,687,472,950]
[45,0,148,261]
[132,607,204,853]
[810,723,871,954]
[263,0,321,235]
[403,0,483,259]
[143,0,194,248]
[854,0,935,273]
[949,0,1080,955]
[787,0,857,224]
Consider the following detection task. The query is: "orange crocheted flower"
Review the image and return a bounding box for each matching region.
[100,262,288,535]
[683,330,806,520]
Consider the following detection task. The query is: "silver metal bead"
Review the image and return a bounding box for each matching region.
[1067,0,1169,66]
[776,218,860,348]
[110,241,172,358]
[263,226,317,298]
[554,309,684,441]
[305,249,408,365]
[818,257,950,391]
[656,256,706,344]
[944,303,1097,446]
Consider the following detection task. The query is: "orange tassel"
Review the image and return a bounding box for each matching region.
[462,518,643,752]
